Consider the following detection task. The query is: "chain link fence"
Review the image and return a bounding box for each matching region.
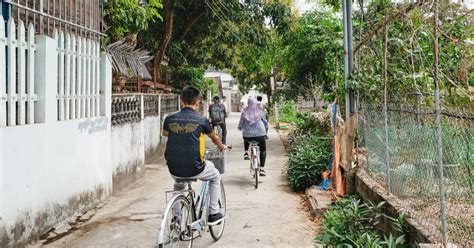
[357,96,473,247]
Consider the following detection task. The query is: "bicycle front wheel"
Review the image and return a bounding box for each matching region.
[209,181,226,241]
[157,195,193,248]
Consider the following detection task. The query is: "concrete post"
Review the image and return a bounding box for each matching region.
[226,90,231,115]
[140,94,144,120]
[35,35,57,123]
[0,125,3,218]
[158,94,162,142]
[100,52,112,118]
[204,90,211,118]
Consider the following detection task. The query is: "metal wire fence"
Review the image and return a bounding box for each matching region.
[357,97,473,247]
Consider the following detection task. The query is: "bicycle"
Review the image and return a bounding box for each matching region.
[248,141,261,189]
[156,149,229,248]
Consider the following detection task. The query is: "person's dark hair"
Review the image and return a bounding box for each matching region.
[256,96,263,102]
[181,86,200,105]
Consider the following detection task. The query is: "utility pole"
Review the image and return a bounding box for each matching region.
[342,0,356,193]
[343,0,355,118]
[270,68,279,126]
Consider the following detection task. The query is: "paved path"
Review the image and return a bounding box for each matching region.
[46,113,317,247]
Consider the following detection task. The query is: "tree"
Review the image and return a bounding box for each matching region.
[103,0,163,44]
[280,10,344,103]
[352,1,474,107]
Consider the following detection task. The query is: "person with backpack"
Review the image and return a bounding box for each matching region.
[209,96,228,144]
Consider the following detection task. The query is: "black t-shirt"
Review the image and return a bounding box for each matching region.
[163,107,213,177]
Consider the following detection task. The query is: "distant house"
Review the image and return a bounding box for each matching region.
[204,70,241,112]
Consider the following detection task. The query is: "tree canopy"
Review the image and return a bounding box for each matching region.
[103,0,473,110]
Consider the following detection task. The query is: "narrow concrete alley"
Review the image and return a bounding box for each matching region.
[45,113,317,247]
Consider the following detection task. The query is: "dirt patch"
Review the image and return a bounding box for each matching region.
[275,124,294,153]
[297,193,322,230]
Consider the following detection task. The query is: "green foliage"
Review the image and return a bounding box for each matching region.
[278,100,302,124]
[104,0,162,39]
[170,67,215,96]
[353,1,473,108]
[286,135,332,191]
[316,197,408,247]
[289,112,333,145]
[230,1,294,96]
[280,10,344,103]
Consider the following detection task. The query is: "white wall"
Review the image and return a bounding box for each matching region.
[0,34,113,247]
[111,121,145,186]
[109,101,172,191]
[143,116,162,156]
[0,117,112,243]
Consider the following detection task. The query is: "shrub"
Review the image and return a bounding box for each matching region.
[289,111,333,146]
[286,135,332,191]
[316,196,408,247]
[279,100,303,124]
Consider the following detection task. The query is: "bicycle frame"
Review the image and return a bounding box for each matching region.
[189,181,210,232]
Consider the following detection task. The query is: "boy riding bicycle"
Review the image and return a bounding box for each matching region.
[162,86,227,225]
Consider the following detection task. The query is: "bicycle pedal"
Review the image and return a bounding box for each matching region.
[189,219,205,231]
[208,215,227,226]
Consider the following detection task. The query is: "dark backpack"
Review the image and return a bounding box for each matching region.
[210,104,225,123]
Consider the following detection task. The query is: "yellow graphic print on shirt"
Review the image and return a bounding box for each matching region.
[169,123,199,134]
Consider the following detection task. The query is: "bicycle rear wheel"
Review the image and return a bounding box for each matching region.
[251,149,259,189]
[157,195,193,248]
[209,181,226,241]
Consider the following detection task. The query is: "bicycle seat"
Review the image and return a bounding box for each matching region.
[175,179,198,183]
[249,141,259,145]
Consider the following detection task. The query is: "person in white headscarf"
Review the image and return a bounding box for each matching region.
[238,97,269,176]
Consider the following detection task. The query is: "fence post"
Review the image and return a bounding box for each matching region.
[383,14,391,194]
[6,18,16,126]
[433,0,448,245]
[35,35,58,123]
[177,95,181,111]
[100,52,112,118]
[18,21,26,125]
[274,101,280,126]
[0,15,7,126]
[140,94,144,120]
[158,94,162,141]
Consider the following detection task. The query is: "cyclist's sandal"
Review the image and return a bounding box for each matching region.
[259,169,266,177]
[243,152,250,160]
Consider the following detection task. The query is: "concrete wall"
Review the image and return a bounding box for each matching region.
[0,31,174,248]
[0,117,112,246]
[143,116,164,163]
[355,169,437,246]
[0,35,114,247]
[111,121,145,192]
[110,111,167,192]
